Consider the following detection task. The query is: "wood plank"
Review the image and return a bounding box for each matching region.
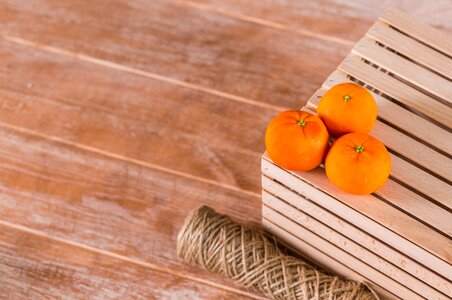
[261,180,451,295]
[0,39,274,194]
[0,0,349,109]
[262,219,399,300]
[367,21,452,79]
[0,126,262,298]
[338,54,452,128]
[263,206,423,299]
[0,222,255,299]
[184,0,452,42]
[263,195,446,299]
[352,37,452,103]
[321,70,452,155]
[308,89,452,211]
[262,156,452,277]
[380,7,452,56]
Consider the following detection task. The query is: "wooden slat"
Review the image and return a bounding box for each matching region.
[262,156,452,277]
[382,156,451,218]
[352,37,452,103]
[262,179,451,295]
[367,21,452,79]
[308,89,452,212]
[0,0,349,109]
[380,8,452,57]
[262,219,399,300]
[185,0,452,42]
[321,70,452,155]
[0,39,274,194]
[263,193,447,299]
[338,54,452,128]
[263,206,423,299]
[0,223,253,299]
[0,126,262,298]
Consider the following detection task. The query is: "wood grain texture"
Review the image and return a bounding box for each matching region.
[352,37,452,103]
[0,222,254,299]
[0,40,274,194]
[0,0,349,109]
[308,88,452,213]
[367,21,452,80]
[262,156,452,277]
[380,7,452,56]
[184,0,452,42]
[261,180,451,296]
[262,219,400,300]
[1,0,450,298]
[262,206,425,299]
[0,125,264,298]
[322,70,452,156]
[335,57,452,134]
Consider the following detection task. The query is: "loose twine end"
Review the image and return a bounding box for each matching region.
[177,205,379,300]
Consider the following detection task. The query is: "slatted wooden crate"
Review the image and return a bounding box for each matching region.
[261,8,452,300]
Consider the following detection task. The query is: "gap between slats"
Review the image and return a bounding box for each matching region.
[261,177,451,295]
[1,35,287,113]
[367,21,452,80]
[0,121,261,199]
[0,219,265,300]
[263,206,424,300]
[380,8,452,58]
[262,156,452,275]
[307,89,452,213]
[322,70,452,159]
[340,55,451,132]
[262,218,399,300]
[352,37,452,105]
[262,199,446,299]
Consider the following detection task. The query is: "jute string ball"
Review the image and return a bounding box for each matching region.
[177,205,378,300]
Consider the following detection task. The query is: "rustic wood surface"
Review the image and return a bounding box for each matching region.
[0,1,451,298]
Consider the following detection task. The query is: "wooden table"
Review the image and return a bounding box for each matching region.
[0,1,450,299]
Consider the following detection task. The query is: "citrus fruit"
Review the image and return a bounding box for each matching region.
[265,110,329,171]
[317,83,377,137]
[325,132,391,195]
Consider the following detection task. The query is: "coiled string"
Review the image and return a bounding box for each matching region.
[177,205,378,300]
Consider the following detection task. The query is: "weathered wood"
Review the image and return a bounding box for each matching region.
[0,126,262,298]
[0,0,349,109]
[0,40,274,194]
[0,222,256,299]
[1,1,450,298]
[185,0,452,42]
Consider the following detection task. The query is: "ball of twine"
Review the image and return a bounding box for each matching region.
[177,205,379,300]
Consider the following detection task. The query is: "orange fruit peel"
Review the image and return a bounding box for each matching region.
[265,110,329,171]
[317,83,377,137]
[325,132,391,195]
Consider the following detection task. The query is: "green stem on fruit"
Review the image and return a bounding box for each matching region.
[297,120,306,126]
[344,95,351,102]
[355,145,364,153]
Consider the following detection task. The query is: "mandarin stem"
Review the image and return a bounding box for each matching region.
[297,120,306,126]
[355,145,364,153]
